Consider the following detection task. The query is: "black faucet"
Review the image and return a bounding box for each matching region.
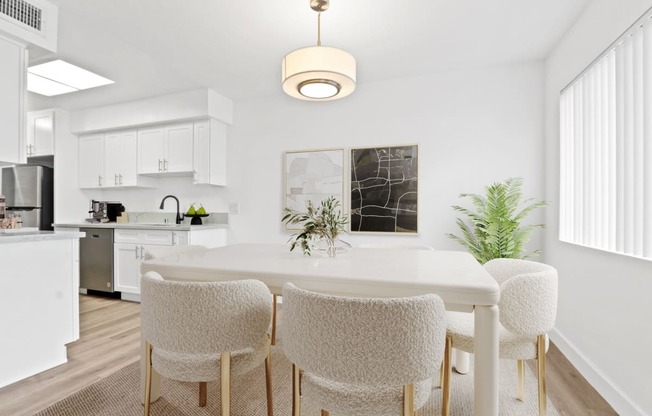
[159,195,184,224]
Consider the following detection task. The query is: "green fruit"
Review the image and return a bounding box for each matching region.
[197,205,206,215]
[186,205,196,216]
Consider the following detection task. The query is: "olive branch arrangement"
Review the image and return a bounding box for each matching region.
[282,196,348,256]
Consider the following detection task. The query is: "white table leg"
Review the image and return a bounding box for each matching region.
[140,332,161,404]
[454,349,470,374]
[474,305,499,416]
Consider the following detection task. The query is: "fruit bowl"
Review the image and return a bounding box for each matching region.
[187,214,209,225]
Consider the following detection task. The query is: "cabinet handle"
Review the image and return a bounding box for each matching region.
[164,159,168,172]
[158,159,162,172]
[193,170,197,184]
[119,174,123,185]
[135,246,139,259]
[98,175,103,186]
[114,174,118,186]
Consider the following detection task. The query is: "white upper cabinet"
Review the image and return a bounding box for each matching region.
[0,36,26,164]
[78,134,104,188]
[78,118,226,188]
[104,130,145,187]
[26,110,55,157]
[193,119,226,186]
[80,130,154,189]
[138,123,193,175]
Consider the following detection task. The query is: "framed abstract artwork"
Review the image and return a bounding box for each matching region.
[350,145,418,233]
[284,148,345,228]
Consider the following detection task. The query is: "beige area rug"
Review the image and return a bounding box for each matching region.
[36,340,558,416]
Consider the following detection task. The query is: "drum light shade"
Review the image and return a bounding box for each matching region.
[282,46,356,101]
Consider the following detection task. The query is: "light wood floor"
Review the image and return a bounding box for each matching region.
[0,294,617,416]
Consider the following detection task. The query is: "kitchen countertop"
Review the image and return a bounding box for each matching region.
[0,230,85,244]
[54,222,228,231]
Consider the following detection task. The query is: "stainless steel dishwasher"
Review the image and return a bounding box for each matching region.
[79,228,115,292]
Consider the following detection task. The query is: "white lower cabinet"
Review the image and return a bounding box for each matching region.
[113,228,226,300]
[114,242,162,295]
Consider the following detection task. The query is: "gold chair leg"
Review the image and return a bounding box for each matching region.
[144,342,152,416]
[403,384,414,416]
[321,411,329,416]
[221,352,231,416]
[271,294,277,345]
[265,348,274,416]
[537,335,547,416]
[439,361,444,389]
[441,335,452,416]
[292,364,301,416]
[517,359,525,401]
[199,382,207,407]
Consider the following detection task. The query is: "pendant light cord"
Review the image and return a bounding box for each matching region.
[317,12,322,46]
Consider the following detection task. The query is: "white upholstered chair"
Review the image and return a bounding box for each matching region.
[140,271,274,416]
[282,282,446,416]
[441,259,558,416]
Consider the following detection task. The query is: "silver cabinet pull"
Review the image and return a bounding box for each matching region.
[164,159,168,172]
[158,159,162,172]
[134,246,139,259]
[119,174,123,185]
[114,174,118,186]
[98,175,103,187]
[193,170,198,184]
[140,246,145,258]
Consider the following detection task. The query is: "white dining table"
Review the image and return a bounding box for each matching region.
[140,243,501,416]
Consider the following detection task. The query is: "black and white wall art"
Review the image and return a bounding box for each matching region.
[350,145,418,233]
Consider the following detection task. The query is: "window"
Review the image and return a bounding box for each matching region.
[560,10,652,260]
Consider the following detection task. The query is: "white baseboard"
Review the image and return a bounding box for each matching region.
[120,292,140,303]
[549,328,649,416]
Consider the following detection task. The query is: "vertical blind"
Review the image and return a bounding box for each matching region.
[560,11,652,260]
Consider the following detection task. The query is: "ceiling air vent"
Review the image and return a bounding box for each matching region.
[0,0,42,32]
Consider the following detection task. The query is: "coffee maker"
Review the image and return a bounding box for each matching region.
[87,200,108,223]
[87,200,125,223]
[106,202,125,222]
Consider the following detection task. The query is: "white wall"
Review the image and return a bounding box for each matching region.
[544,1,652,415]
[54,63,546,247]
[225,62,546,249]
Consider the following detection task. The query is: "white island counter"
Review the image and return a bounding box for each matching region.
[0,230,84,388]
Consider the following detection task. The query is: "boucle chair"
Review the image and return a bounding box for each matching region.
[141,271,274,416]
[282,282,446,416]
[441,259,558,416]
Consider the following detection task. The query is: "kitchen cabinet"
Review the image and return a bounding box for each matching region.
[0,35,27,164]
[138,123,194,175]
[114,229,176,296]
[78,133,104,188]
[79,130,154,189]
[113,227,226,299]
[26,110,54,157]
[193,119,227,186]
[104,129,150,187]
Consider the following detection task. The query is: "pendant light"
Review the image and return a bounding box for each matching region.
[282,0,356,101]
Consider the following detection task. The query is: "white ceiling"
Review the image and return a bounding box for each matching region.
[30,0,590,110]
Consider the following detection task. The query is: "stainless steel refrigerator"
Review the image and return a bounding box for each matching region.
[1,165,53,230]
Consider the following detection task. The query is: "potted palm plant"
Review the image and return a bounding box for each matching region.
[446,177,547,264]
[282,196,348,257]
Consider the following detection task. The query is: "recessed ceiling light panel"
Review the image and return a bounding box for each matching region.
[27,59,114,96]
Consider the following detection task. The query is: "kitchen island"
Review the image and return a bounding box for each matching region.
[0,230,84,388]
